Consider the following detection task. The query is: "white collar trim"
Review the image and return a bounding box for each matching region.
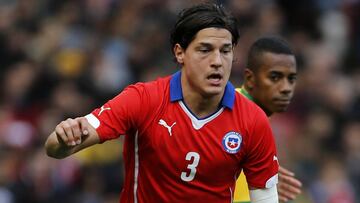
[178,101,224,130]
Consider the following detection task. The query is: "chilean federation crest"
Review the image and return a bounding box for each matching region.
[222,131,242,154]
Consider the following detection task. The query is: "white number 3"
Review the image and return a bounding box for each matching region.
[181,152,200,182]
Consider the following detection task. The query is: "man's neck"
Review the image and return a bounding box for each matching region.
[240,86,254,101]
[242,85,273,117]
[183,92,222,118]
[181,78,223,118]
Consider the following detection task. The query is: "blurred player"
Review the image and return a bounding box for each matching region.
[234,37,302,202]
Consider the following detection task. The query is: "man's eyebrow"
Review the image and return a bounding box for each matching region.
[197,42,213,47]
[268,71,298,78]
[269,70,283,74]
[222,43,232,47]
[197,42,233,47]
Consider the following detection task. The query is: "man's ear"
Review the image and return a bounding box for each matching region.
[244,68,255,90]
[173,44,184,64]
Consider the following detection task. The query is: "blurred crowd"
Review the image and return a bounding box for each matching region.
[0,0,359,202]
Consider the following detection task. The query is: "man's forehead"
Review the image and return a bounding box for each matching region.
[193,28,232,43]
[197,42,233,47]
[260,53,297,72]
[266,66,297,73]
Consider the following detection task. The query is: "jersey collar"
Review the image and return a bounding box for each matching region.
[239,86,254,101]
[170,71,235,109]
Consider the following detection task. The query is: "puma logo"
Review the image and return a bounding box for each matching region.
[98,105,111,116]
[273,155,279,165]
[158,119,176,136]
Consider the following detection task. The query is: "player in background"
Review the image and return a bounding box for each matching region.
[234,37,302,203]
[45,4,280,203]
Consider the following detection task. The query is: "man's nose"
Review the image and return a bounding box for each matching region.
[280,79,293,95]
[210,50,222,68]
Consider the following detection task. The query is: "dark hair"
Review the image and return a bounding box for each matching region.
[247,37,294,71]
[170,3,239,53]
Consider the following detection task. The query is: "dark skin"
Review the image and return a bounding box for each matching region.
[244,52,301,202]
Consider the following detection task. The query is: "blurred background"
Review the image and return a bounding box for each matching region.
[0,0,359,202]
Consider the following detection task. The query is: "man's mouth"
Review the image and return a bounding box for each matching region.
[207,73,223,85]
[274,98,291,105]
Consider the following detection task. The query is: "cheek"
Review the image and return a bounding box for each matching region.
[256,79,272,90]
[267,92,276,101]
[185,62,204,80]
[187,55,205,68]
[259,84,276,100]
[223,55,233,66]
[223,58,233,73]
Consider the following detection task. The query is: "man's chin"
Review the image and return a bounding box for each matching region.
[203,86,224,97]
[274,106,288,113]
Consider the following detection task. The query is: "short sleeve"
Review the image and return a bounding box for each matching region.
[242,109,279,189]
[87,84,145,143]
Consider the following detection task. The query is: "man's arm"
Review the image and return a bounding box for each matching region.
[45,117,100,159]
[249,187,278,203]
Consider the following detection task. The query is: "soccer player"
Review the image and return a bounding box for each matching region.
[233,37,302,203]
[45,4,280,203]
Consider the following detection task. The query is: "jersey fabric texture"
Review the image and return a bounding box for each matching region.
[88,72,278,203]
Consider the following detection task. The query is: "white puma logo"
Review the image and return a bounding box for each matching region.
[158,119,176,136]
[273,155,279,164]
[98,105,111,116]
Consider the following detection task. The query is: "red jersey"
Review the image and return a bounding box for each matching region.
[86,71,278,203]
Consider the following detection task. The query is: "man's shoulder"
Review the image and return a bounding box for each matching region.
[233,90,264,118]
[125,75,172,94]
[235,87,254,101]
[234,90,255,106]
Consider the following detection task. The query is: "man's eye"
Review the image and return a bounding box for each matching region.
[199,49,210,53]
[289,76,297,83]
[270,74,280,81]
[221,49,231,54]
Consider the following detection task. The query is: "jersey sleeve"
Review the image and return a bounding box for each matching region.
[87,83,148,143]
[242,108,279,189]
